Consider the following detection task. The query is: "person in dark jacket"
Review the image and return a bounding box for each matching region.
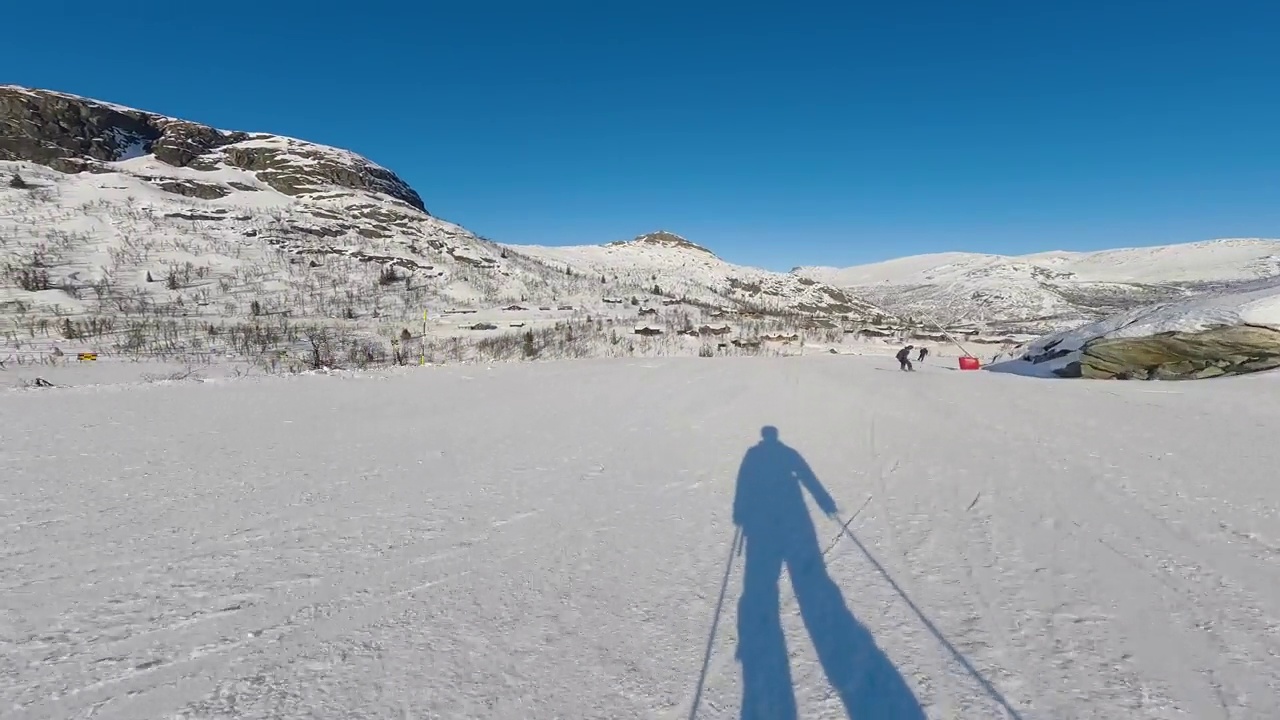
[896,345,914,371]
[917,346,929,362]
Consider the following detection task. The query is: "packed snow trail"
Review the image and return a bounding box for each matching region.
[3,357,1279,719]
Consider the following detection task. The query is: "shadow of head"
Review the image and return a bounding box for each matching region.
[736,425,826,532]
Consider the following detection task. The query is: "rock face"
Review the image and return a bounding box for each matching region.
[1070,325,1280,380]
[0,85,426,212]
[0,87,164,172]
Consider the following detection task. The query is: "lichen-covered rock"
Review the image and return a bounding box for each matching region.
[219,141,426,212]
[149,179,231,200]
[1078,325,1280,380]
[151,121,247,168]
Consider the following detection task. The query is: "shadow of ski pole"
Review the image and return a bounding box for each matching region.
[687,525,742,720]
[833,518,1026,720]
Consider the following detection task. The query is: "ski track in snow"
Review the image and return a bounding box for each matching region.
[3,357,1279,719]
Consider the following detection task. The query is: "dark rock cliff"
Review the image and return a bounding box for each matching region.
[0,85,427,212]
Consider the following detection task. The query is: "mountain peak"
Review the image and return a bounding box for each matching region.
[610,230,716,257]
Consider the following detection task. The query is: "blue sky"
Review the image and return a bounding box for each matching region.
[5,1,1279,270]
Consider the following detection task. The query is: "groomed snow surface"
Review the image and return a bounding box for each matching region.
[4,356,1280,719]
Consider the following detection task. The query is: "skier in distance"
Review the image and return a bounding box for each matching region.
[896,345,914,371]
[917,346,929,363]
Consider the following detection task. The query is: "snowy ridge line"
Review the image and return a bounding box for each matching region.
[796,238,1280,333]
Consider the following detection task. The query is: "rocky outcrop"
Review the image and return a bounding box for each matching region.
[1060,325,1280,379]
[1,87,158,167]
[611,231,716,256]
[217,142,425,211]
[0,85,426,212]
[991,281,1280,380]
[153,122,249,168]
[139,176,232,200]
[0,86,248,170]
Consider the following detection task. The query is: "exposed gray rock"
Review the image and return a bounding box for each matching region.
[153,121,248,168]
[0,85,426,212]
[0,87,159,165]
[220,144,425,212]
[146,178,231,200]
[611,231,715,256]
[1077,325,1280,380]
[1054,360,1083,378]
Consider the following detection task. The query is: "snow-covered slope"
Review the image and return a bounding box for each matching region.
[1020,241,1280,283]
[510,231,888,319]
[6,356,1280,718]
[1,87,886,365]
[0,86,510,334]
[798,238,1280,331]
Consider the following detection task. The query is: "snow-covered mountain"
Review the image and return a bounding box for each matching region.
[509,231,885,319]
[797,239,1280,332]
[0,86,887,365]
[9,84,1279,367]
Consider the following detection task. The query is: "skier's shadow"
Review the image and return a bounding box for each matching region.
[732,426,924,720]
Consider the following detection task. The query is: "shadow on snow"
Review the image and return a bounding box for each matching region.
[731,425,925,720]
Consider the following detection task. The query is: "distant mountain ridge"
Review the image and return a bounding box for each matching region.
[510,231,888,318]
[607,230,716,256]
[4,83,1278,364]
[1,85,895,367]
[796,238,1280,331]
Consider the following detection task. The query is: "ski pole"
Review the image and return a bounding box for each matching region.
[820,494,872,558]
[828,514,1024,720]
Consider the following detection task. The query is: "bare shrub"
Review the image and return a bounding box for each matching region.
[3,248,52,291]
